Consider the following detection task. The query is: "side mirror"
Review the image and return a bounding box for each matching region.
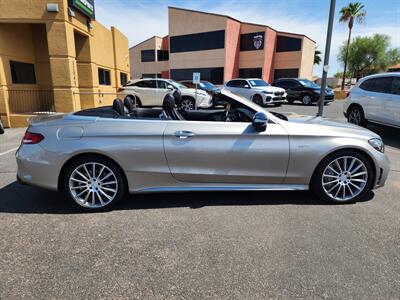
[252,112,268,132]
[244,84,250,88]
[167,85,174,90]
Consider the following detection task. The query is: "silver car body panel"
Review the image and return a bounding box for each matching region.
[16,90,390,194]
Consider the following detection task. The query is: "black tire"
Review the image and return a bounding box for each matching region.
[0,120,4,134]
[301,94,313,105]
[253,94,264,107]
[180,97,195,110]
[347,105,367,127]
[311,150,374,204]
[274,103,282,107]
[63,155,127,212]
[287,98,295,104]
[127,95,142,108]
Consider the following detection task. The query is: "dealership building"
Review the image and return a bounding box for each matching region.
[130,7,315,84]
[0,0,129,127]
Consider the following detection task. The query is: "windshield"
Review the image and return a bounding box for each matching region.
[199,81,216,90]
[168,79,187,89]
[298,79,320,88]
[248,79,270,87]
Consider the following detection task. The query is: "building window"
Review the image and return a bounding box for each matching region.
[120,72,128,86]
[276,36,302,52]
[239,68,263,78]
[274,68,299,79]
[10,61,36,84]
[141,49,155,62]
[157,50,169,61]
[142,73,162,79]
[98,68,111,85]
[170,30,225,53]
[240,32,265,51]
[170,67,224,84]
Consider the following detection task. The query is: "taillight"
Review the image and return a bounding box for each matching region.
[22,131,44,144]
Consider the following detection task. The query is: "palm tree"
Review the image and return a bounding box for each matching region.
[314,48,322,65]
[339,2,366,90]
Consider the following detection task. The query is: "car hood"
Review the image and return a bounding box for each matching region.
[253,86,285,92]
[276,112,380,139]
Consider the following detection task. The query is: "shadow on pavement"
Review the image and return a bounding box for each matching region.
[0,180,360,214]
[366,124,400,149]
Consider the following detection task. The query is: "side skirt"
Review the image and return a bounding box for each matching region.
[134,184,309,193]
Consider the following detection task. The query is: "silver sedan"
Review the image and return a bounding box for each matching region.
[16,90,390,211]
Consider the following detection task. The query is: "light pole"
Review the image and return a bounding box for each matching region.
[317,0,336,117]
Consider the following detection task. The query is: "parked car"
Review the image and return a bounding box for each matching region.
[223,78,286,107]
[343,73,400,128]
[0,119,4,134]
[178,80,221,95]
[122,78,213,110]
[16,89,389,211]
[272,78,334,105]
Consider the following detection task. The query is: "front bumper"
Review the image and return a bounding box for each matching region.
[263,93,287,105]
[372,151,390,189]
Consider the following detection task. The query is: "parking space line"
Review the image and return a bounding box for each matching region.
[0,147,19,156]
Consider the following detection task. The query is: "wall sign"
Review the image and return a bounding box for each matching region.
[240,31,265,51]
[69,0,95,19]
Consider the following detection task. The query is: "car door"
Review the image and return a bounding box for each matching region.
[155,80,171,106]
[360,77,392,123]
[386,76,400,127]
[163,119,289,184]
[132,80,157,106]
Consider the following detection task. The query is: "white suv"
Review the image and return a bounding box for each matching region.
[122,78,213,110]
[343,73,400,128]
[223,78,286,107]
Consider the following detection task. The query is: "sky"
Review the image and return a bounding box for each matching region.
[96,0,400,77]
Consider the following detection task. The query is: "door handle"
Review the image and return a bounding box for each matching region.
[174,130,195,139]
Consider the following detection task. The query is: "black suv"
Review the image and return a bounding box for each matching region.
[272,78,334,105]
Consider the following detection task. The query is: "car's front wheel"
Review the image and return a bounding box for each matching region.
[253,94,263,107]
[180,97,195,110]
[311,150,373,204]
[302,94,312,105]
[63,155,126,211]
[347,105,366,127]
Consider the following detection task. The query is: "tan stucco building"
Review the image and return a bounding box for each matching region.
[0,0,130,127]
[130,7,315,84]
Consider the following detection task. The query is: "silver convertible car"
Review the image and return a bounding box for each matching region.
[16,89,390,211]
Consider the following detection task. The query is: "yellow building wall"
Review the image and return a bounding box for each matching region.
[0,0,130,127]
[299,37,315,79]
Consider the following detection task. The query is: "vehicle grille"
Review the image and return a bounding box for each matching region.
[274,91,284,96]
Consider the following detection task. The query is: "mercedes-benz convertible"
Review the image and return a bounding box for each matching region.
[16,89,390,211]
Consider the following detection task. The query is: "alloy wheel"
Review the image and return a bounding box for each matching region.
[302,95,311,105]
[322,156,368,202]
[68,162,118,208]
[181,99,194,110]
[348,108,361,125]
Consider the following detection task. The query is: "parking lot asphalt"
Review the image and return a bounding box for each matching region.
[1,100,399,299]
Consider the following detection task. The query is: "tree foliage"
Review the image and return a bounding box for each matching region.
[339,2,366,29]
[314,48,322,65]
[337,34,400,77]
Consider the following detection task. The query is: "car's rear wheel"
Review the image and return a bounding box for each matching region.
[126,95,141,108]
[180,97,195,110]
[311,150,373,204]
[347,105,366,127]
[253,94,263,107]
[302,94,312,105]
[63,156,126,211]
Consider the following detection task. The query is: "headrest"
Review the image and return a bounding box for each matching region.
[162,93,175,112]
[124,96,134,113]
[112,98,126,116]
[172,89,182,106]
